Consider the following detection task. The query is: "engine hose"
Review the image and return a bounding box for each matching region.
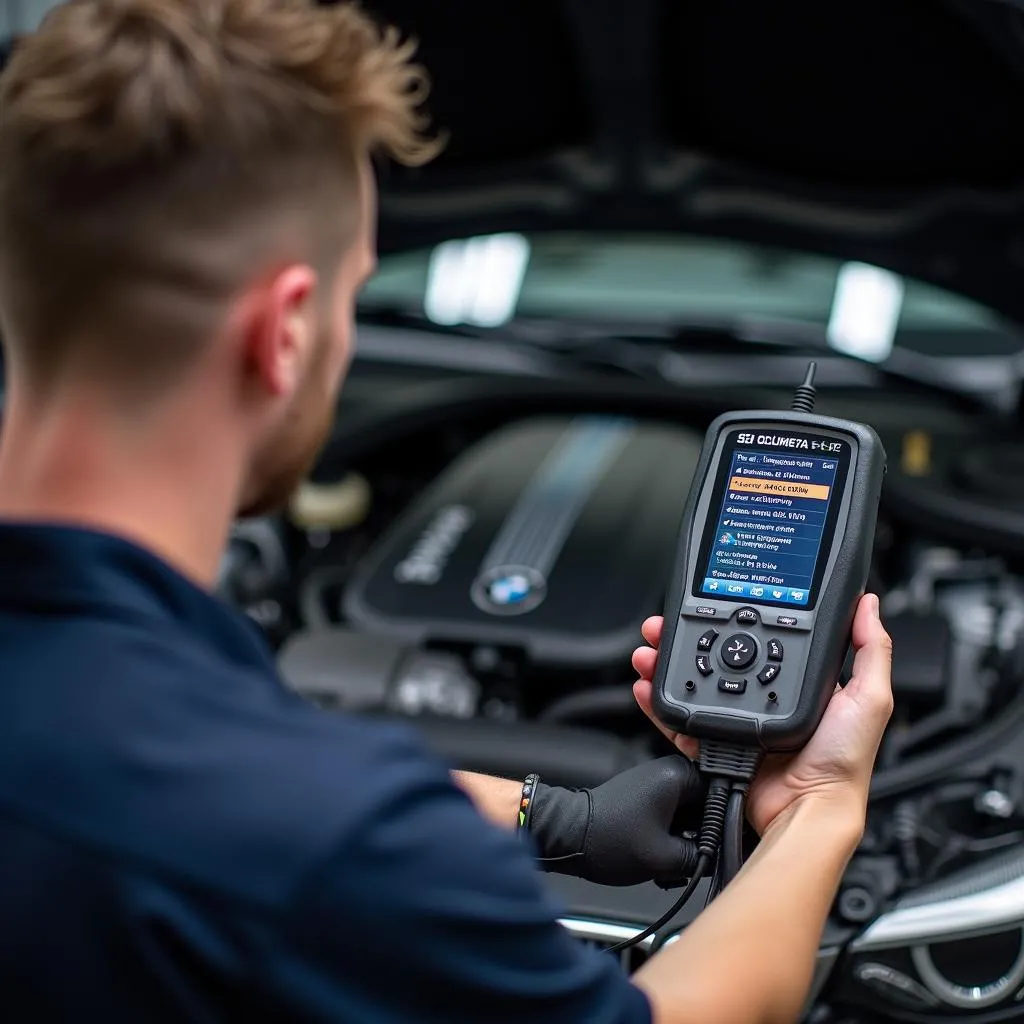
[892,799,921,881]
[871,682,1024,799]
[539,665,1024,801]
[537,686,638,725]
[539,682,1023,803]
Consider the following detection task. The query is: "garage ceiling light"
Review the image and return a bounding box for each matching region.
[425,233,530,328]
[826,261,904,363]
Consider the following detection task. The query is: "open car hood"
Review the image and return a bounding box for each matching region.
[361,0,1024,325]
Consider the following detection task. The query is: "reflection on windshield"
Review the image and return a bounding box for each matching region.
[359,233,1021,359]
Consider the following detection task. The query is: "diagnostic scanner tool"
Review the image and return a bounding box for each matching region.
[607,366,885,955]
[651,364,886,753]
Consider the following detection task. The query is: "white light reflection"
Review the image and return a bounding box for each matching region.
[826,261,904,363]
[424,233,530,327]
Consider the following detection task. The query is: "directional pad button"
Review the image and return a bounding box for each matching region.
[720,633,757,671]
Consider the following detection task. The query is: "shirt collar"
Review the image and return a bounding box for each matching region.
[0,522,276,674]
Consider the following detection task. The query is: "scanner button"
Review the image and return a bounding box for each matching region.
[721,633,757,671]
[758,663,781,685]
[697,629,718,651]
[777,615,798,627]
[736,607,759,626]
[718,677,747,695]
[695,606,719,617]
[695,654,714,676]
[766,638,783,662]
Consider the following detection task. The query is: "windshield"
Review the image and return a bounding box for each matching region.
[359,233,1023,361]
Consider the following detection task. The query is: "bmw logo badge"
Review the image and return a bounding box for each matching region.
[471,565,547,616]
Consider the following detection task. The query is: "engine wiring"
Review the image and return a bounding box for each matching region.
[891,780,1024,886]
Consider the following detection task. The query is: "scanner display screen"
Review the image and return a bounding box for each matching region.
[692,429,852,610]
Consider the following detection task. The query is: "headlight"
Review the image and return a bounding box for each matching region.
[839,845,1024,1018]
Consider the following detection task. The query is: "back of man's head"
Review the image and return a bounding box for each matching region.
[0,0,434,399]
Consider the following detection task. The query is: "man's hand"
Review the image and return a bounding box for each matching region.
[631,593,894,835]
[528,757,704,886]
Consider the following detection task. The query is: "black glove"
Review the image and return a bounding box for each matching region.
[526,756,705,887]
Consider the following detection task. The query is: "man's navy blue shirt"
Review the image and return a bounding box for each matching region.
[0,524,650,1022]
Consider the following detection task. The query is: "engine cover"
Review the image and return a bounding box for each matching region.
[342,415,703,668]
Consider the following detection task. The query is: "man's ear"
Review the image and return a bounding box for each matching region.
[245,264,318,398]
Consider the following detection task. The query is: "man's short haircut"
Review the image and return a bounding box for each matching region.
[0,0,437,395]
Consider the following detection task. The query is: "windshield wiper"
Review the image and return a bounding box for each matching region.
[357,308,820,377]
[356,307,1018,410]
[356,307,684,378]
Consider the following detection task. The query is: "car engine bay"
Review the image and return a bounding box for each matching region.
[219,366,1024,1018]
[10,0,1024,1013]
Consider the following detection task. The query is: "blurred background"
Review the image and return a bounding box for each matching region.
[0,0,51,35]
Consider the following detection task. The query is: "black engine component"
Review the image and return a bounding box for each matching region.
[887,611,952,712]
[277,626,645,786]
[883,429,1024,556]
[342,415,703,669]
[279,626,483,718]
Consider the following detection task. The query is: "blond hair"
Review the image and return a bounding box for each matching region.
[0,0,437,393]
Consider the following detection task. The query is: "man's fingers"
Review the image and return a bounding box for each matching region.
[633,680,677,744]
[641,616,663,648]
[634,617,699,758]
[676,736,700,759]
[633,615,664,678]
[632,646,658,679]
[846,594,894,718]
[633,681,700,759]
[850,593,884,650]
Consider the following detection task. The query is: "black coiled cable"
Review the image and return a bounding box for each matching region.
[604,778,731,953]
[603,853,712,954]
[790,361,818,414]
[703,853,723,907]
[720,785,748,888]
[698,778,731,861]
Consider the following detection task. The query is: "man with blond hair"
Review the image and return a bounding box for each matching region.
[0,2,893,1021]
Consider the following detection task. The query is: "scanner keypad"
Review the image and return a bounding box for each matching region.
[691,606,788,696]
[718,677,747,695]
[720,633,757,671]
[697,629,718,651]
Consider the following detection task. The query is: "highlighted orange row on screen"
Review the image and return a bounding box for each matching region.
[729,476,831,501]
